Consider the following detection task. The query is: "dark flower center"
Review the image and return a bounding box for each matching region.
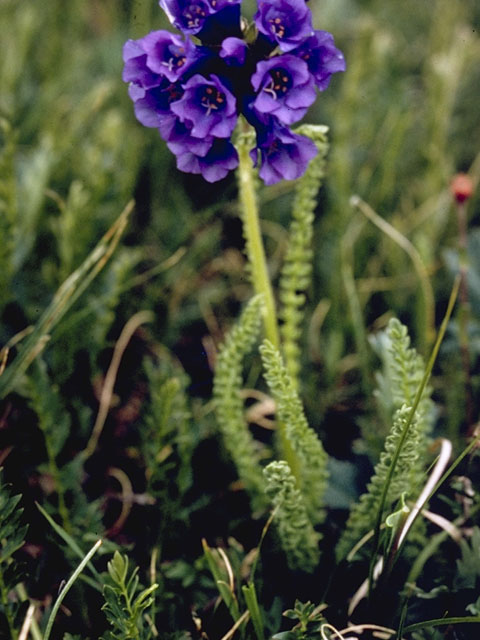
[269,16,286,39]
[163,45,187,72]
[166,83,183,104]
[263,69,292,100]
[200,86,226,115]
[183,2,208,29]
[265,140,280,156]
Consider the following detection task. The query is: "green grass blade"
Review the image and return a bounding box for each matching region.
[202,539,240,622]
[0,201,133,399]
[36,502,102,588]
[402,615,480,636]
[242,582,265,640]
[43,539,102,640]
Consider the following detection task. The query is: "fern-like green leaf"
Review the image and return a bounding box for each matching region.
[101,551,158,640]
[27,359,71,459]
[264,461,320,572]
[374,318,434,484]
[213,295,267,510]
[279,125,329,385]
[259,340,328,525]
[143,358,194,494]
[379,318,433,419]
[0,471,28,640]
[336,404,422,560]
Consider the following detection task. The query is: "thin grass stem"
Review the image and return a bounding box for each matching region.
[351,195,435,350]
[0,201,133,399]
[43,539,102,640]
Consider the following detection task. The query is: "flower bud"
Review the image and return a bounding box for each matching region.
[451,173,474,204]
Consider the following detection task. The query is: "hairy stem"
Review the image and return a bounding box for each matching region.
[236,128,299,481]
[236,134,280,349]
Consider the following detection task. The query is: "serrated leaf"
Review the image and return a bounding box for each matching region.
[0,494,22,521]
[102,585,126,622]
[0,524,28,562]
[455,527,480,590]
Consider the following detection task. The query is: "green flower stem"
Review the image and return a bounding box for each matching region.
[236,129,299,483]
[237,135,280,349]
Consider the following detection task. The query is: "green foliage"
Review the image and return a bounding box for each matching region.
[263,461,320,572]
[101,551,158,640]
[372,317,434,475]
[279,125,329,385]
[336,404,423,560]
[50,245,141,385]
[202,540,241,624]
[0,472,28,640]
[143,357,194,495]
[455,527,480,590]
[27,358,71,460]
[378,318,433,424]
[0,203,132,399]
[273,600,325,640]
[260,340,328,525]
[213,295,267,510]
[242,581,265,640]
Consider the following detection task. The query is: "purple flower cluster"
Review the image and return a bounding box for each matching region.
[123,0,345,184]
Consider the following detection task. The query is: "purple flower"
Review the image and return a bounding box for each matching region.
[219,37,248,65]
[135,30,198,83]
[251,55,316,125]
[176,138,239,182]
[170,74,238,138]
[128,80,184,128]
[159,0,241,37]
[250,121,318,185]
[123,39,163,89]
[159,117,215,157]
[123,32,199,89]
[254,0,313,52]
[124,0,345,183]
[294,30,346,90]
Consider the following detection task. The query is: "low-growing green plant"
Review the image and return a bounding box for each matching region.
[0,472,28,639]
[101,551,158,640]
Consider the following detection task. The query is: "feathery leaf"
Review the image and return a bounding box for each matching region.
[264,461,320,572]
[214,295,267,510]
[260,340,328,525]
[279,125,329,385]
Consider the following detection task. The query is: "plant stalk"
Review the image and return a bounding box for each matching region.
[236,135,280,350]
[456,199,473,434]
[236,129,299,482]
